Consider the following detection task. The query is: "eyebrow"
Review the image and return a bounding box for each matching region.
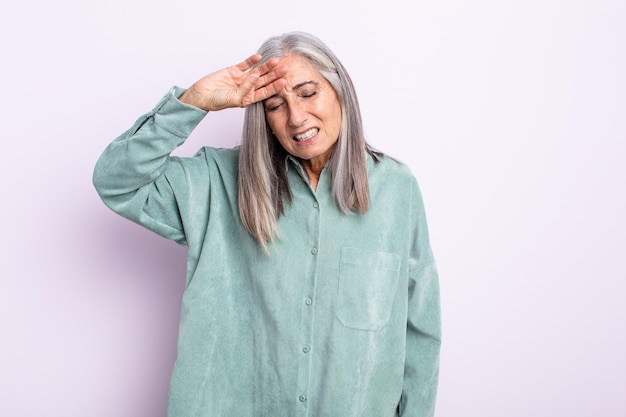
[292,80,319,90]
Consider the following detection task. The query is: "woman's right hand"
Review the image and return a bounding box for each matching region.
[178,54,287,112]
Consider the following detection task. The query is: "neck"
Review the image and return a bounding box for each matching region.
[301,159,325,191]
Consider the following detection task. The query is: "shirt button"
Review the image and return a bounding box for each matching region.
[302,345,310,353]
[313,202,319,208]
[305,297,312,305]
[299,395,307,402]
[311,247,318,255]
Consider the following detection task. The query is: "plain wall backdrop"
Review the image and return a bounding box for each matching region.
[2,0,625,416]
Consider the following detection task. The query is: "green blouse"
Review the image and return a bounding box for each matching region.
[93,87,441,417]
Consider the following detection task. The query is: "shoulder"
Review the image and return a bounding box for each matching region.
[177,146,240,173]
[367,152,416,184]
[193,146,240,163]
[168,147,240,184]
[367,152,427,208]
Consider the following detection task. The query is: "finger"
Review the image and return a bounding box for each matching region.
[251,57,283,77]
[234,54,263,72]
[239,75,286,107]
[253,78,287,103]
[238,72,261,98]
[253,64,288,91]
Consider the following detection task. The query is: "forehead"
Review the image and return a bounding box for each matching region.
[278,54,324,89]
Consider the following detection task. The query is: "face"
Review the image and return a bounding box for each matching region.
[264,54,342,170]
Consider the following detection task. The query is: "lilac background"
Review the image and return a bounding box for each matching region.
[2,0,625,416]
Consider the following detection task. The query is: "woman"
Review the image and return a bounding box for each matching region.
[93,31,441,417]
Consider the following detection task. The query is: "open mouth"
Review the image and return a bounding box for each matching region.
[293,128,319,142]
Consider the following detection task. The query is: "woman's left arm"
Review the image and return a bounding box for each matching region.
[399,178,442,417]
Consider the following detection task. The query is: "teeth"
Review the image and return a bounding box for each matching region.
[294,128,318,142]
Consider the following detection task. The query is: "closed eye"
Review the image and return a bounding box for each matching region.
[264,99,284,112]
[300,91,317,98]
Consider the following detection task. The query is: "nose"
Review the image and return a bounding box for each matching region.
[287,100,308,128]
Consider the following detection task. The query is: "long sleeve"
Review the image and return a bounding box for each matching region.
[399,178,442,417]
[92,87,207,244]
[93,86,441,416]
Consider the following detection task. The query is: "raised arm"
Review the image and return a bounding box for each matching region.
[92,55,288,243]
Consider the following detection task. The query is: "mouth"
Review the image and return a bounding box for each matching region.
[293,128,319,142]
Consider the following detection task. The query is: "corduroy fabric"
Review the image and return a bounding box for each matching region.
[93,87,441,417]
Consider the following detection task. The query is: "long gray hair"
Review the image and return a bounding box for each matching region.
[238,31,381,250]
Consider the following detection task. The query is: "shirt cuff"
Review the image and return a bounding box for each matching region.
[151,86,208,138]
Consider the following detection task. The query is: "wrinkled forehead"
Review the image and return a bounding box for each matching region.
[277,55,328,91]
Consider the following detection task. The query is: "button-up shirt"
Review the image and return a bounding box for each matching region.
[93,87,441,417]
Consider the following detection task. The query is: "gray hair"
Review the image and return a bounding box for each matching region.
[238,31,381,250]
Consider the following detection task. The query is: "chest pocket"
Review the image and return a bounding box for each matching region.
[337,247,401,331]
